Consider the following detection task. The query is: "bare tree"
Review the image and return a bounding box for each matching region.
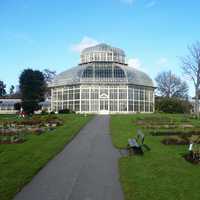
[181,41,200,116]
[43,69,56,99]
[155,70,188,98]
[0,80,6,97]
[9,85,15,95]
[43,69,56,84]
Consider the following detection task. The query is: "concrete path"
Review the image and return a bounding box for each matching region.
[14,115,124,200]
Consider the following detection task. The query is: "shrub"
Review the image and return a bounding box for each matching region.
[58,109,74,114]
[41,109,48,115]
[162,135,189,145]
[14,102,22,111]
[155,97,192,113]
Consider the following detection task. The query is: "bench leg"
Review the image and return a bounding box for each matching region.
[133,147,143,155]
[127,147,134,156]
[127,147,143,156]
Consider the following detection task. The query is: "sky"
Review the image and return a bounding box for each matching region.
[0,0,200,96]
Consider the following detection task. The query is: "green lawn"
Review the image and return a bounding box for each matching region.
[0,114,19,121]
[110,114,200,200]
[0,114,92,200]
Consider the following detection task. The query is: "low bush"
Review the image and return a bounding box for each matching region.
[0,132,26,144]
[184,154,199,164]
[162,135,190,145]
[58,109,75,114]
[155,97,192,113]
[41,109,49,115]
[151,129,200,136]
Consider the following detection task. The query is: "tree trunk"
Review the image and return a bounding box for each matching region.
[195,87,199,117]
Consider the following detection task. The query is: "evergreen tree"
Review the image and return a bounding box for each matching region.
[19,69,46,114]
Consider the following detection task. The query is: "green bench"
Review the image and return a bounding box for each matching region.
[127,129,150,155]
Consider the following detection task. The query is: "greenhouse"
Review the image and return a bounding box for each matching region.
[49,43,155,114]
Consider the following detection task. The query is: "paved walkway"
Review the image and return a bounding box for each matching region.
[14,115,123,200]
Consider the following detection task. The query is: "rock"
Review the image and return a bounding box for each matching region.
[180,124,194,128]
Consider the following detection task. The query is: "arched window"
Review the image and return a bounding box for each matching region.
[114,66,125,78]
[82,66,93,78]
[82,65,126,80]
[94,66,112,78]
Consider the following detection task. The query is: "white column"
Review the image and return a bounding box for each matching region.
[148,89,150,113]
[98,86,100,112]
[108,86,110,112]
[127,86,129,112]
[73,87,75,111]
[67,88,69,109]
[80,86,82,113]
[62,88,64,110]
[51,88,53,111]
[138,88,140,112]
[89,86,91,112]
[117,86,119,112]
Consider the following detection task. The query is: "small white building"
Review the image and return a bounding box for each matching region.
[0,98,51,114]
[0,98,21,114]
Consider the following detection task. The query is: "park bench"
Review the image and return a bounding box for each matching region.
[189,143,193,152]
[128,138,143,155]
[127,129,150,155]
[136,129,145,145]
[188,143,200,160]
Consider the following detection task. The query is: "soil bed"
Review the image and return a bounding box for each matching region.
[184,153,200,165]
[150,130,200,136]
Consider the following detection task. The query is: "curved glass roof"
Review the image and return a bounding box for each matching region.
[0,99,21,106]
[50,43,154,88]
[50,64,154,87]
[82,43,125,56]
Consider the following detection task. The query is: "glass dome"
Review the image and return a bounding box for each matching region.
[50,64,154,87]
[80,43,126,64]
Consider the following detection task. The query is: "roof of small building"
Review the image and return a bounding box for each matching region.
[0,98,21,106]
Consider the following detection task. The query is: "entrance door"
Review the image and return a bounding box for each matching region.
[100,99,109,114]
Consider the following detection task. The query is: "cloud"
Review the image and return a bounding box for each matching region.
[120,0,156,7]
[71,36,99,52]
[120,0,135,5]
[128,58,141,68]
[145,0,156,8]
[156,57,168,66]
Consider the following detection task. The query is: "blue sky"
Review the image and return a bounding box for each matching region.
[0,0,200,95]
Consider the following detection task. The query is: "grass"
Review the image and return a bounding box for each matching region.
[0,114,19,121]
[110,113,200,200]
[0,114,92,200]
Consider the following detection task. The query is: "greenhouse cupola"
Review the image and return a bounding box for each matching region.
[80,43,126,64]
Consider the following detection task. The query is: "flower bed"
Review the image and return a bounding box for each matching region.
[0,132,26,144]
[161,135,200,145]
[150,129,200,136]
[162,136,189,145]
[135,115,193,130]
[0,115,64,144]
